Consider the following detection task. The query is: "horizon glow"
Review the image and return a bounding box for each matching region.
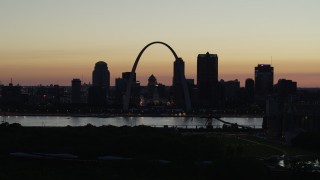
[0,0,319,87]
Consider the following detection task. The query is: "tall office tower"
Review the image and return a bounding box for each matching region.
[254,64,274,97]
[197,52,219,107]
[173,58,185,86]
[245,78,255,103]
[92,61,110,94]
[71,79,81,104]
[89,61,109,106]
[172,58,185,106]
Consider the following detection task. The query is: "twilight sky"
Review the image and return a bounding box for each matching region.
[0,0,319,87]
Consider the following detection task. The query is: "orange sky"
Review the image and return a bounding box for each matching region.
[0,47,319,87]
[0,1,319,87]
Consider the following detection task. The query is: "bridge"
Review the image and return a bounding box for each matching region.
[123,41,192,112]
[201,115,254,130]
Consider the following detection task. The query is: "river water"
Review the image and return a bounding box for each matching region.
[1,116,263,128]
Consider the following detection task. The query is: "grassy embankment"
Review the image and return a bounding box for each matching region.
[0,125,318,180]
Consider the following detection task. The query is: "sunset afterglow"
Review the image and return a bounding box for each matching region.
[1,0,319,87]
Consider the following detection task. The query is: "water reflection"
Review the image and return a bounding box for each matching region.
[273,156,320,172]
[278,160,285,167]
[1,116,263,128]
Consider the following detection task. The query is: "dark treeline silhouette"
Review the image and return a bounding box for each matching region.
[1,124,319,179]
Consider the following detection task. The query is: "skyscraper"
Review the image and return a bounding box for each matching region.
[172,58,185,106]
[88,61,110,106]
[197,52,219,106]
[173,58,185,86]
[71,79,81,104]
[255,64,274,97]
[92,61,110,94]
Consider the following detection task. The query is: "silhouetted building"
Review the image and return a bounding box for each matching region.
[88,86,107,106]
[88,61,110,106]
[197,52,219,107]
[274,79,297,98]
[92,61,110,94]
[173,58,185,86]
[71,79,81,104]
[122,72,136,82]
[255,64,274,97]
[115,78,126,103]
[157,83,167,99]
[291,103,320,133]
[147,74,158,98]
[115,78,125,91]
[119,72,140,106]
[172,58,185,107]
[245,78,255,103]
[282,89,320,135]
[222,79,240,101]
[132,81,141,106]
[148,74,157,86]
[1,83,22,105]
[29,85,64,105]
[186,79,194,86]
[80,83,90,104]
[43,85,64,104]
[185,79,199,106]
[265,96,283,138]
[264,94,320,142]
[265,79,297,140]
[54,85,64,103]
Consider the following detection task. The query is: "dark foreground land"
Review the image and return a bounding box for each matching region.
[0,124,319,180]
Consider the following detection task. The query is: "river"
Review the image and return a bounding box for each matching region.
[1,116,263,128]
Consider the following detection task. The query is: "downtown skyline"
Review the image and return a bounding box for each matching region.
[1,0,320,87]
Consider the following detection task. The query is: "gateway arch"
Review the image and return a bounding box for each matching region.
[123,41,192,111]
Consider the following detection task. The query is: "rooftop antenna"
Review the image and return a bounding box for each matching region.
[10,78,13,85]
